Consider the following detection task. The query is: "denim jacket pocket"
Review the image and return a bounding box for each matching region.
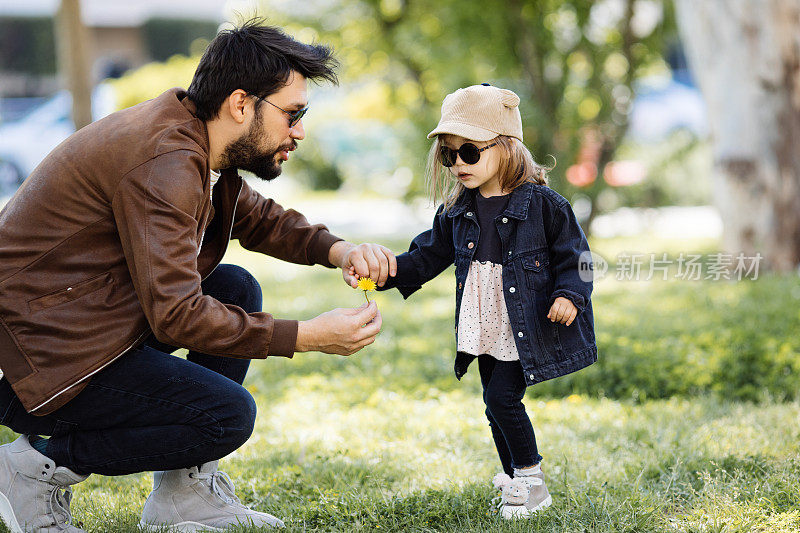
[521,252,550,292]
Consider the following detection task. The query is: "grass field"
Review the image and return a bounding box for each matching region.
[2,234,800,532]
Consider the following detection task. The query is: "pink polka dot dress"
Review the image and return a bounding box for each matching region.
[457,261,520,361]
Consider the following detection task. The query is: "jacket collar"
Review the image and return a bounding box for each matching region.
[178,90,211,156]
[445,189,471,218]
[446,181,533,220]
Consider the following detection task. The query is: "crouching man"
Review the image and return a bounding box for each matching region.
[0,20,395,532]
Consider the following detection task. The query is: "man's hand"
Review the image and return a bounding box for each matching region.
[329,241,397,288]
[295,301,382,355]
[547,296,578,326]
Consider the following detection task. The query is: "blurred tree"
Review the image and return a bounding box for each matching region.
[289,140,345,190]
[56,0,92,129]
[109,55,199,110]
[269,0,677,227]
[675,0,800,272]
[142,18,220,62]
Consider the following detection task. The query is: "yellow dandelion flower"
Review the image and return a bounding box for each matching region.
[357,277,376,304]
[357,277,377,291]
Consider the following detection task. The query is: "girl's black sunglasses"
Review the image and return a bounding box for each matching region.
[440,142,497,167]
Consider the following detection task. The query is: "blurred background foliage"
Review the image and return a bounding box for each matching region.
[141,18,219,62]
[111,55,198,109]
[268,0,680,219]
[0,17,57,75]
[106,0,711,222]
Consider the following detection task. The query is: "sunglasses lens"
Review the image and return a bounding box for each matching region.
[459,143,481,165]
[440,146,456,167]
[289,108,308,127]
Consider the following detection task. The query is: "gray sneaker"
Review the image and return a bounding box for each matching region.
[0,435,88,532]
[140,461,285,531]
[492,468,552,519]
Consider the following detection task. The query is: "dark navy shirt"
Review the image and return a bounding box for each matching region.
[473,193,510,264]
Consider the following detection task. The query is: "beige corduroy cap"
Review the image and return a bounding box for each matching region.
[427,84,523,142]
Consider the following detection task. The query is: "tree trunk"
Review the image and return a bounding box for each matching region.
[55,0,93,130]
[674,0,800,272]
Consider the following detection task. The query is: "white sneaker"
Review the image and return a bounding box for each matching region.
[140,460,284,531]
[0,435,88,532]
[492,468,552,519]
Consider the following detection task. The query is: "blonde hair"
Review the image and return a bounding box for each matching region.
[425,135,550,211]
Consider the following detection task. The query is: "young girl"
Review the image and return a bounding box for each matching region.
[377,84,597,519]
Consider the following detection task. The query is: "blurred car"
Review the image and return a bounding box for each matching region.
[0,154,24,195]
[0,96,47,123]
[628,76,707,143]
[0,84,116,192]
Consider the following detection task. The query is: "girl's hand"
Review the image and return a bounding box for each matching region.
[547,297,577,326]
[344,265,357,287]
[332,242,397,288]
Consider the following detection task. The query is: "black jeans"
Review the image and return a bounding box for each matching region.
[478,354,543,476]
[0,264,260,476]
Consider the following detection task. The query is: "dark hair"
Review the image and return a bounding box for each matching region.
[187,18,339,121]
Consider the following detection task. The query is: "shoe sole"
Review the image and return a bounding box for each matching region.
[140,517,285,531]
[139,521,224,532]
[501,495,553,519]
[0,491,23,533]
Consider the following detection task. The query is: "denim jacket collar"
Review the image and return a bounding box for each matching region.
[446,181,534,220]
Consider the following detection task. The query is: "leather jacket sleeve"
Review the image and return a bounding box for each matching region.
[112,149,297,358]
[232,179,342,268]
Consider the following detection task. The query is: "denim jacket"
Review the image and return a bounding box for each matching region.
[380,182,597,386]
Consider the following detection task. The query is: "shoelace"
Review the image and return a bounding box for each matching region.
[47,484,74,529]
[517,475,544,487]
[190,470,242,507]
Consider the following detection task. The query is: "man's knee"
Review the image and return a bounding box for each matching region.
[217,386,257,452]
[205,264,262,313]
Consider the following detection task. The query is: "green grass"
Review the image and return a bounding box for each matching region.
[2,234,800,532]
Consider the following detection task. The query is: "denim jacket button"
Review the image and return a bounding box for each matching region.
[508,251,512,256]
[467,242,475,249]
[535,260,540,266]
[466,211,473,217]
[458,282,463,290]
[518,331,524,338]
[509,286,516,293]
[502,217,508,223]
[529,373,535,380]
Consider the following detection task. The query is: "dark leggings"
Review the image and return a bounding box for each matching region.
[478,354,542,476]
[0,264,258,476]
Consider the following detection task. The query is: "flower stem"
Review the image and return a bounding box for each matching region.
[364,290,370,304]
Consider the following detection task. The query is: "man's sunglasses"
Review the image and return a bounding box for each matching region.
[251,95,308,127]
[440,142,497,167]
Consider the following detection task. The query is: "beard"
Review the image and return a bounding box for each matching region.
[218,112,295,182]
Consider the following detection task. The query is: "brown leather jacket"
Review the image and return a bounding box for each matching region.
[0,88,342,415]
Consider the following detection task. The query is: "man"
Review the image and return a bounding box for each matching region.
[0,21,395,532]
